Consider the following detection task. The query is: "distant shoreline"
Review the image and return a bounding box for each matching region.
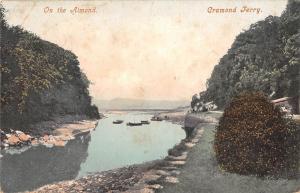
[102,108,186,112]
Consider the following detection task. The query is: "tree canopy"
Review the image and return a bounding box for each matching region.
[192,0,300,110]
[0,5,100,128]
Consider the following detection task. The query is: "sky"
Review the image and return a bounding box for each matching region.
[3,0,287,101]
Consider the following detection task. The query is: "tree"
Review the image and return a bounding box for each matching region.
[0,4,100,128]
[192,1,300,109]
[214,92,300,177]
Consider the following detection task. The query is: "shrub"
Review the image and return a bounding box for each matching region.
[214,92,300,177]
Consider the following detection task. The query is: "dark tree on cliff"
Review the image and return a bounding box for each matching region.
[0,5,100,128]
[193,0,300,109]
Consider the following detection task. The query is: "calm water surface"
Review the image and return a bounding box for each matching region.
[0,112,185,193]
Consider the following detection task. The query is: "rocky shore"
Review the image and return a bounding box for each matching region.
[29,111,220,193]
[0,115,99,150]
[156,109,188,125]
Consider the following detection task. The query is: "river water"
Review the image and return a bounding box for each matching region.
[0,111,185,193]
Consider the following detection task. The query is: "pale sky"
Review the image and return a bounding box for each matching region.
[3,0,287,100]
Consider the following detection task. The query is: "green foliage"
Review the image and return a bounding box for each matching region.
[0,5,100,127]
[85,105,101,119]
[214,92,300,177]
[194,0,300,109]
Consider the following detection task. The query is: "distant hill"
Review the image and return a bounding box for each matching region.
[94,98,190,110]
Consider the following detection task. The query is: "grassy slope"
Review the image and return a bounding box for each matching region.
[159,122,300,193]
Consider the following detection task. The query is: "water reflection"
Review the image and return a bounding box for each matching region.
[77,113,185,177]
[0,134,91,193]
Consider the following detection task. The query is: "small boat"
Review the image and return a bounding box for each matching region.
[150,117,163,121]
[113,120,123,124]
[141,120,150,124]
[127,122,143,126]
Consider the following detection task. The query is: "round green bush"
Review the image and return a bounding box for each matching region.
[214,92,300,177]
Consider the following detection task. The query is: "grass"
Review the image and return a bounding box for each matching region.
[159,122,300,193]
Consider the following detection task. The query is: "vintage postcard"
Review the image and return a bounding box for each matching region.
[0,0,299,193]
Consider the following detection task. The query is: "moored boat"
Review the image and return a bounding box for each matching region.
[141,120,150,124]
[127,122,143,126]
[150,116,163,121]
[113,120,124,124]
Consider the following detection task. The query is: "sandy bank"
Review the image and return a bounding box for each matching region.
[1,115,99,149]
[157,109,221,126]
[37,119,98,147]
[157,109,188,125]
[29,160,166,193]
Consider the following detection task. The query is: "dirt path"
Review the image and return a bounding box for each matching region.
[158,122,300,193]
